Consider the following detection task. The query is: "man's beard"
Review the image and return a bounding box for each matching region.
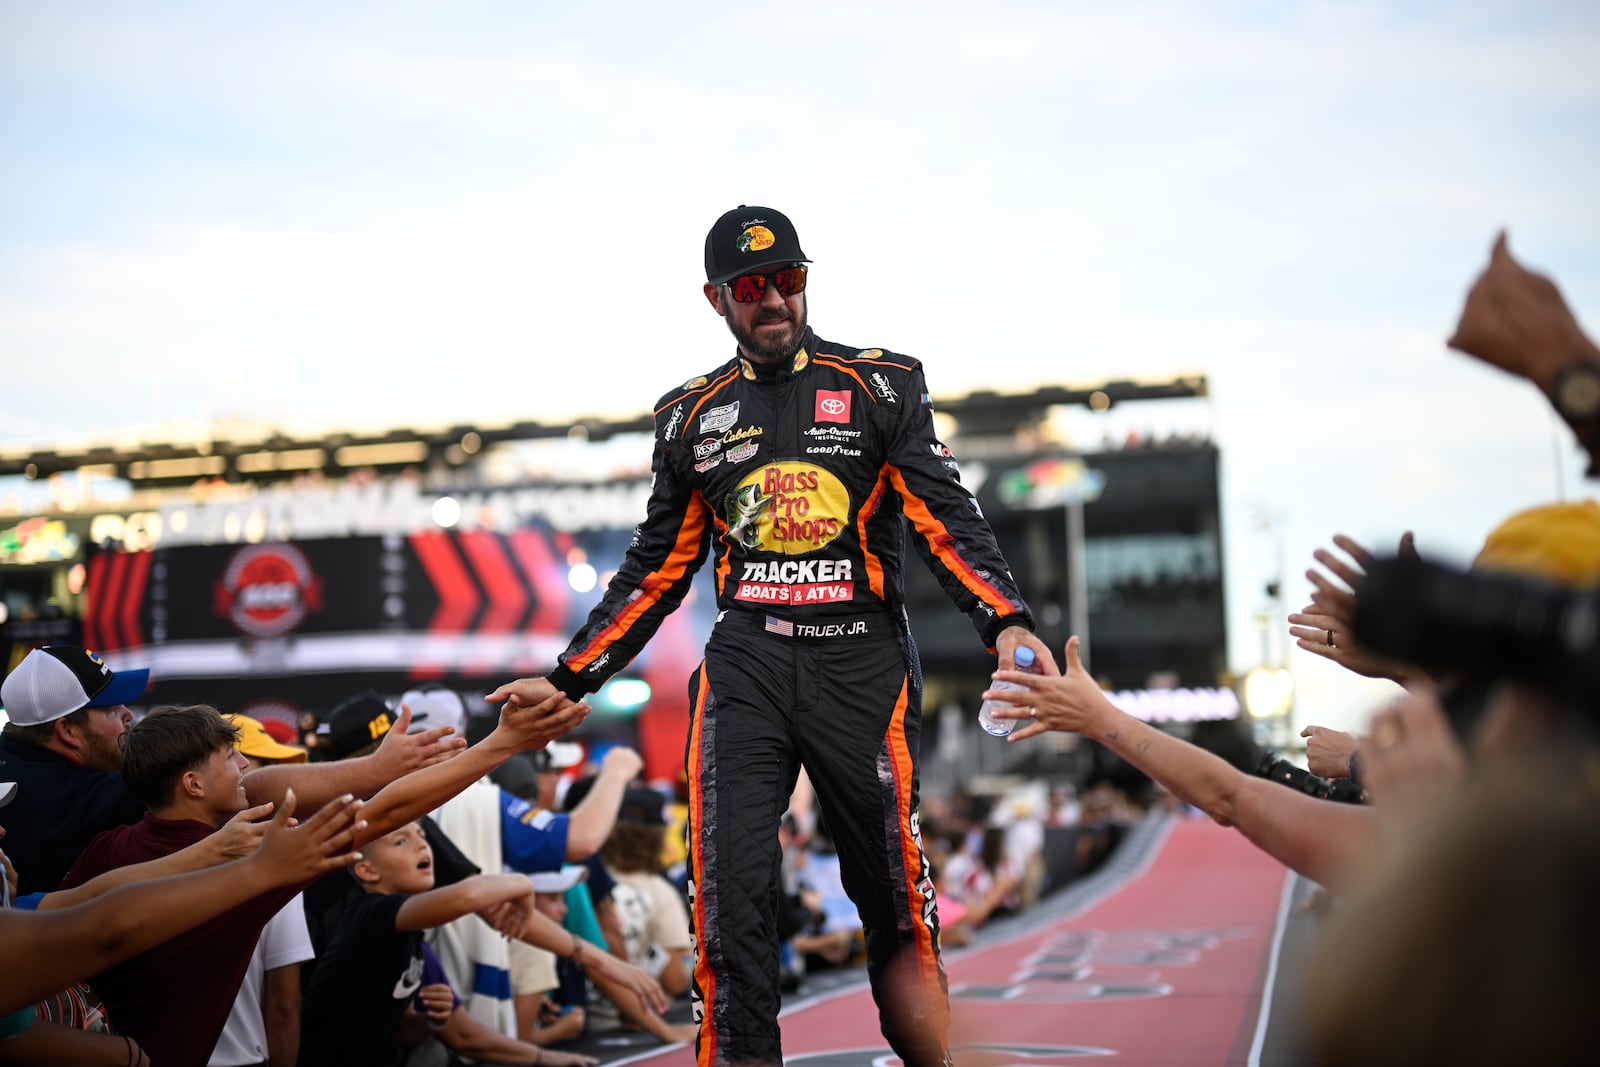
[81,729,124,773]
[727,301,808,364]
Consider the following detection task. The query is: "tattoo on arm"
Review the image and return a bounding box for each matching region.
[1103,730,1123,746]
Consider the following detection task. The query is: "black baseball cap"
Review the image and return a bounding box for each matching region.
[704,205,810,284]
[313,689,393,761]
[618,787,667,825]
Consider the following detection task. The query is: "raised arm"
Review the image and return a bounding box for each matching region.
[355,694,589,847]
[0,791,361,1015]
[563,746,644,859]
[244,705,468,811]
[394,873,536,934]
[37,801,275,911]
[988,638,1376,890]
[1447,231,1600,473]
[1286,533,1426,686]
[1447,231,1600,393]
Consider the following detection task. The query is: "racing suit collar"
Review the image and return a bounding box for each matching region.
[738,328,815,382]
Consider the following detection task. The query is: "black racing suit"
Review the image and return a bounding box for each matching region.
[546,328,1034,1066]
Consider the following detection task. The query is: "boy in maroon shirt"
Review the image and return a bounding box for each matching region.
[62,696,586,1067]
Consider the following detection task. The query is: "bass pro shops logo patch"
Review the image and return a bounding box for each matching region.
[214,543,324,638]
[737,225,776,253]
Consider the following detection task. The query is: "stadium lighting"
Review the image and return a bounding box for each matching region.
[431,496,461,528]
[602,678,651,710]
[567,562,597,593]
[1243,667,1294,719]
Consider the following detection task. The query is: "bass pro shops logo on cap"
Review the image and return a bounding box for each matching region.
[737,224,776,253]
[213,543,324,639]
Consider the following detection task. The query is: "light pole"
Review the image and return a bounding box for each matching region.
[1246,503,1291,745]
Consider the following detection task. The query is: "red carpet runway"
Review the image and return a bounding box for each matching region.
[606,815,1296,1066]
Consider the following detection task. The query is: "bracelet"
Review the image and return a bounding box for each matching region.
[568,936,586,964]
[532,1047,542,1065]
[124,1036,136,1067]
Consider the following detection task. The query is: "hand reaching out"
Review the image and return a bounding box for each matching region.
[484,681,590,754]
[982,636,1113,742]
[1288,532,1424,685]
[205,801,277,864]
[251,790,365,885]
[374,703,468,777]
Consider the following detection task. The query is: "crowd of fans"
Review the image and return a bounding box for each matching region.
[0,655,666,1067]
[0,643,1140,1066]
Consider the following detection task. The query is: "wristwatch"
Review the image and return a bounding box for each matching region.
[1550,360,1600,425]
[1549,361,1600,476]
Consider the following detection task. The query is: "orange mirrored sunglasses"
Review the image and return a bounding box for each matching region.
[725,265,808,304]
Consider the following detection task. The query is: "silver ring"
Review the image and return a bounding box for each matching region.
[1027,707,1037,719]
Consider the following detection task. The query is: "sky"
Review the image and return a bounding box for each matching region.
[3,1,1598,735]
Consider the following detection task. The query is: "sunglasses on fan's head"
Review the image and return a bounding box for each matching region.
[724,264,808,304]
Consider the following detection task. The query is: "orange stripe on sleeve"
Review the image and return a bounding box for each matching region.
[888,466,1016,615]
[563,502,709,673]
[855,471,890,599]
[810,356,876,398]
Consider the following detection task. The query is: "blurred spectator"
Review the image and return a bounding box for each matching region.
[1304,766,1600,1066]
[775,813,854,986]
[989,788,1047,906]
[507,868,589,1050]
[938,826,1022,930]
[601,789,692,999]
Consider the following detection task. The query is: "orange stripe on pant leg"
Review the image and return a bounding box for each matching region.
[886,677,952,1046]
[686,666,718,1067]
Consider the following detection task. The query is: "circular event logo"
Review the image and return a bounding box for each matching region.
[723,461,849,555]
[214,543,324,638]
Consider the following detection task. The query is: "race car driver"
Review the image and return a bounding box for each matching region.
[491,205,1055,1067]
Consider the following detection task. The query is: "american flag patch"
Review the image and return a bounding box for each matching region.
[764,616,795,637]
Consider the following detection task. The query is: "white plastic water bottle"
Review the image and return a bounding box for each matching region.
[978,645,1036,737]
